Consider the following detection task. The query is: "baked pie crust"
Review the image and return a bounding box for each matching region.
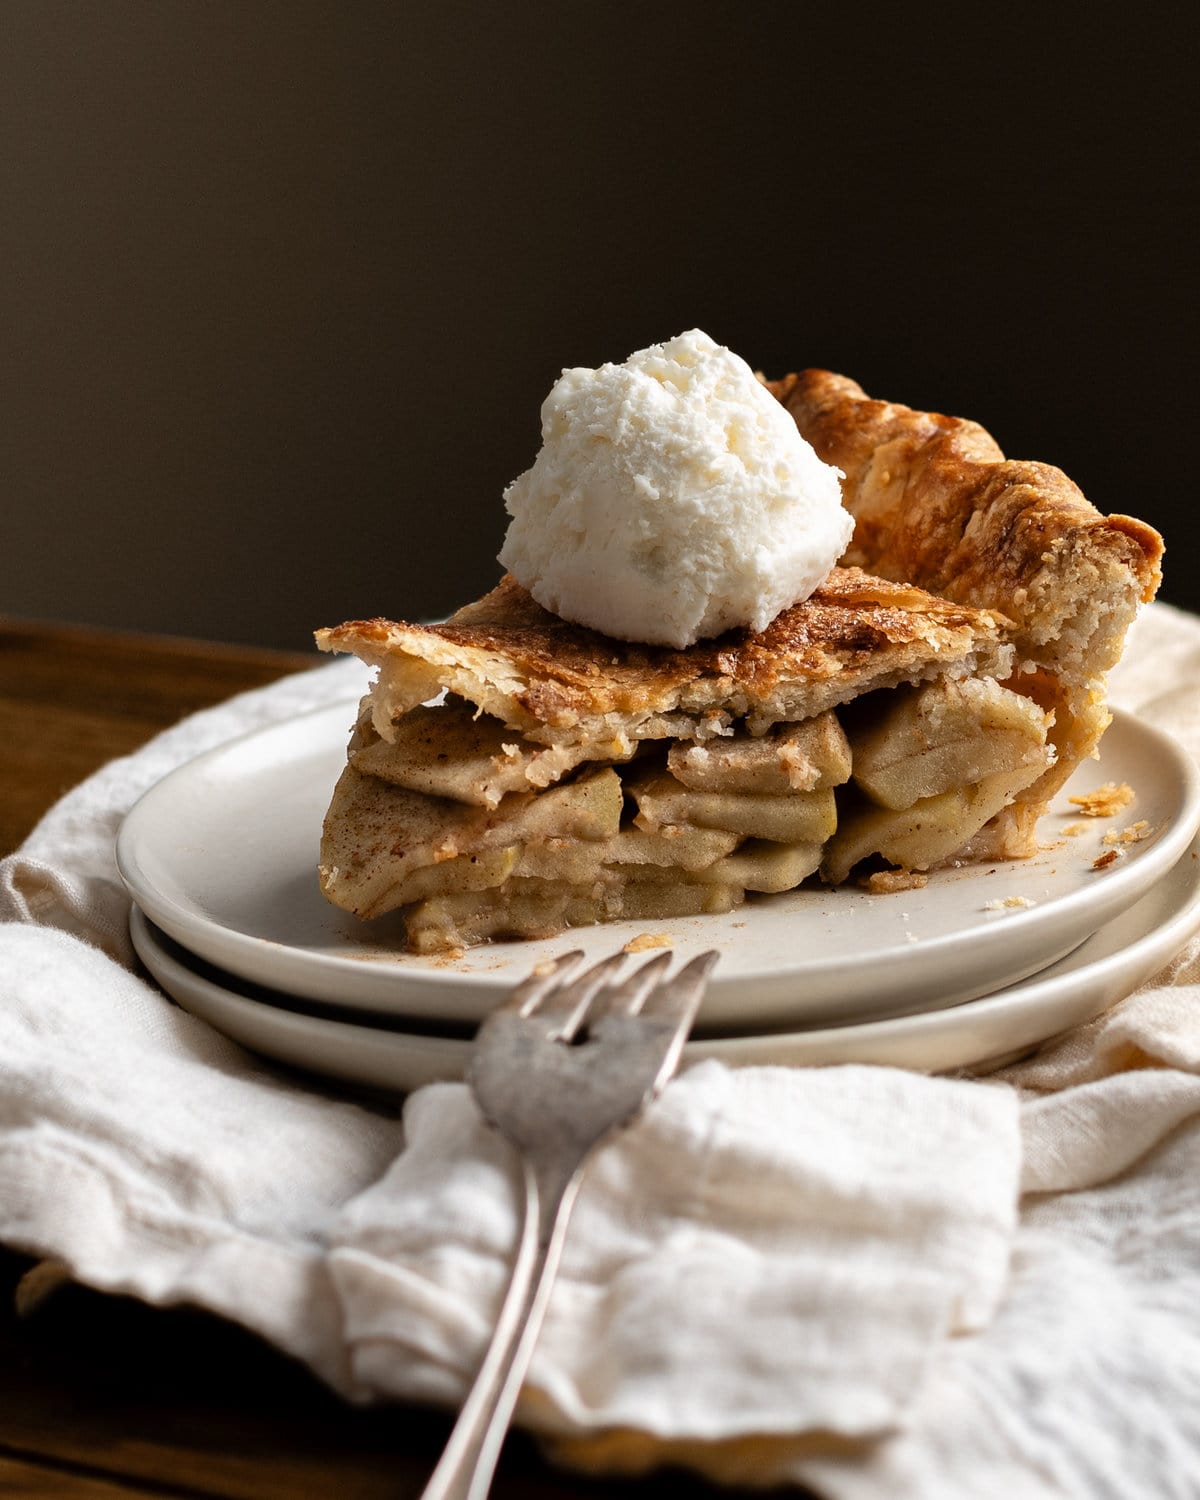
[315,373,1163,953]
[768,370,1163,809]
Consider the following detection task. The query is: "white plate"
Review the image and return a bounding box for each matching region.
[130,834,1200,1087]
[117,702,1200,1032]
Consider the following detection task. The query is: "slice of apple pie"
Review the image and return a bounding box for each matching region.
[315,376,1161,955]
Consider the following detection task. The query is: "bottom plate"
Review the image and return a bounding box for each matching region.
[131,836,1200,1090]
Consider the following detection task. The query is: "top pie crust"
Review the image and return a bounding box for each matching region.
[768,370,1162,673]
[766,369,1163,802]
[317,567,1014,749]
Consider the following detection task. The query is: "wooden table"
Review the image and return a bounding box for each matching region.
[0,618,781,1499]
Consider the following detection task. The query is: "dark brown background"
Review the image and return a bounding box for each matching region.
[3,3,1196,650]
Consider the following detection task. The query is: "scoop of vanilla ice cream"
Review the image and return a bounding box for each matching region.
[498,329,854,649]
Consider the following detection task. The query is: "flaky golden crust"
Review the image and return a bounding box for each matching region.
[767,370,1162,678]
[765,369,1163,806]
[316,567,1013,743]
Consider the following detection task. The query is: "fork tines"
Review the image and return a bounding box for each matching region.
[500,947,719,1043]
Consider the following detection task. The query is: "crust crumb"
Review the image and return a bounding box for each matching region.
[1101,819,1151,848]
[1092,848,1122,870]
[1069,782,1134,818]
[624,932,674,953]
[861,869,929,894]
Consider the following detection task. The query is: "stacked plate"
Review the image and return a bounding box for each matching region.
[118,700,1200,1091]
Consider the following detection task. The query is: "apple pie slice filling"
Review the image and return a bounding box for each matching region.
[319,679,1053,953]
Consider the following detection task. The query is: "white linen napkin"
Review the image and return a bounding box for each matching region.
[3,604,1200,1498]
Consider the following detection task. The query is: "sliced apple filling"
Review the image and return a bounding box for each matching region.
[319,677,1052,953]
[666,714,852,794]
[403,877,744,956]
[821,678,1054,883]
[846,676,1054,811]
[627,769,840,845]
[349,697,634,806]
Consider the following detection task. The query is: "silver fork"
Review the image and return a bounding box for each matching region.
[419,946,719,1500]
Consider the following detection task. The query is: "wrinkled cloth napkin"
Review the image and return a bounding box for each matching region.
[4,604,1200,1499]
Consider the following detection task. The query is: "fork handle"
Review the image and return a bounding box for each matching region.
[419,1156,581,1500]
